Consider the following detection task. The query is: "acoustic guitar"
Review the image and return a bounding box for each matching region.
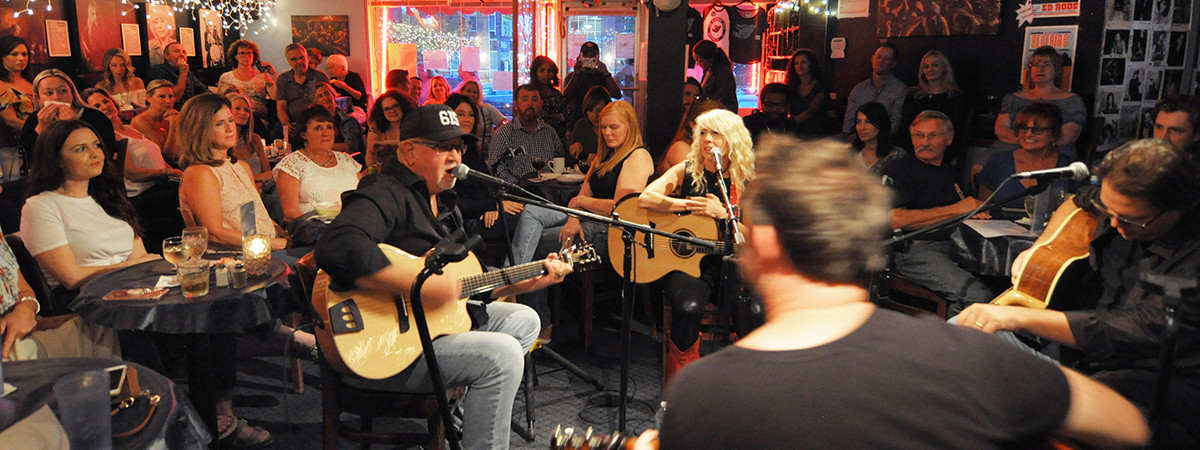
[312,243,599,379]
[607,193,732,283]
[990,200,1098,309]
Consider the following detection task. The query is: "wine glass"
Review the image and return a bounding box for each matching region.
[531,156,547,173]
[162,237,188,275]
[182,226,208,260]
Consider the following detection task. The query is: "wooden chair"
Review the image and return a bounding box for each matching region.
[292,253,455,450]
[878,269,950,319]
[4,233,56,315]
[550,265,656,352]
[661,297,732,388]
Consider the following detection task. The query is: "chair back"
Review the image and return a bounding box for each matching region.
[4,233,55,314]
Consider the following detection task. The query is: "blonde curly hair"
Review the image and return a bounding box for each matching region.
[688,109,754,198]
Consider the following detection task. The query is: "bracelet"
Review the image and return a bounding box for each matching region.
[18,295,39,315]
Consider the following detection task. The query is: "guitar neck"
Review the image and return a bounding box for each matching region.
[460,260,548,298]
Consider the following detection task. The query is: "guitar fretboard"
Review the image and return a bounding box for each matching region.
[460,261,548,298]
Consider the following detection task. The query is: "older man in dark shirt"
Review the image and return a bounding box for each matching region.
[314,104,571,449]
[956,139,1200,446]
[275,43,329,139]
[146,42,209,109]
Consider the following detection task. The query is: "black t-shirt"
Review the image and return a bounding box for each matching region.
[661,308,1072,449]
[881,154,964,240]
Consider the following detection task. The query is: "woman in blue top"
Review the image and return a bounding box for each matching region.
[978,102,1075,209]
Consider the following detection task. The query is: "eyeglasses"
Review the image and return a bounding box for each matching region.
[1015,125,1052,134]
[413,140,465,153]
[1091,198,1164,229]
[911,132,945,141]
[381,104,404,113]
[236,51,254,56]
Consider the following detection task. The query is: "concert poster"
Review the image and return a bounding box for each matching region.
[876,0,1000,37]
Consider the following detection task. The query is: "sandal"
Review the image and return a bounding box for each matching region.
[218,416,274,448]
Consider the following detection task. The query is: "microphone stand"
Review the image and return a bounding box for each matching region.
[497,190,719,431]
[1136,263,1198,449]
[709,154,743,341]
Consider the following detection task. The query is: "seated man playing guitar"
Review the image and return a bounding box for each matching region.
[314,104,572,449]
[955,139,1200,446]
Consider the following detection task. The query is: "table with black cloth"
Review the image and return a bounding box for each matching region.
[519,177,582,206]
[69,258,297,442]
[0,358,209,448]
[949,219,1039,277]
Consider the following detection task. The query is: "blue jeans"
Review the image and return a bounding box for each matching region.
[346,301,539,449]
[510,205,608,322]
[893,240,994,315]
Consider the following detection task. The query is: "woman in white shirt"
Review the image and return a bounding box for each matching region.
[274,105,362,224]
[19,120,160,295]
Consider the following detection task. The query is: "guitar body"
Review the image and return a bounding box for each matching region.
[991,202,1098,309]
[312,244,476,380]
[608,194,723,283]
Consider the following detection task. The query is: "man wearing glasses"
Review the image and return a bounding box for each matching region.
[315,104,571,449]
[956,139,1200,446]
[882,110,994,315]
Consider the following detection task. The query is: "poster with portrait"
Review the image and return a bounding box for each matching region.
[0,3,67,64]
[199,9,224,68]
[146,4,176,65]
[1020,26,1077,91]
[291,15,349,57]
[1166,31,1186,66]
[76,0,136,72]
[876,0,1000,37]
[1103,29,1129,57]
[1107,0,1132,23]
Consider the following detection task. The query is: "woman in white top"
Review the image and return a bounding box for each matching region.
[274,105,362,223]
[83,87,181,197]
[94,48,146,111]
[129,79,180,162]
[19,120,159,293]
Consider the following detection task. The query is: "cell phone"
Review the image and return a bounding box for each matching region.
[106,364,128,396]
[579,57,598,70]
[253,60,266,72]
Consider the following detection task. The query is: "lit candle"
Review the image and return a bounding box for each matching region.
[242,234,272,277]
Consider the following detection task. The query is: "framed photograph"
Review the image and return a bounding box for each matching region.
[45,20,70,57]
[76,0,135,71]
[121,23,141,56]
[877,0,1001,37]
[178,27,196,57]
[199,9,225,68]
[146,3,176,65]
[291,15,350,57]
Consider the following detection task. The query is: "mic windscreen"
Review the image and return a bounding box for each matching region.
[710,147,723,157]
[452,164,471,180]
[1068,161,1090,181]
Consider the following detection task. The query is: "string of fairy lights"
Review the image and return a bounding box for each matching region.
[388,21,483,53]
[776,0,836,16]
[5,0,277,35]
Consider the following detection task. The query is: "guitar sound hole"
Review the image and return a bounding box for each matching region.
[670,230,697,258]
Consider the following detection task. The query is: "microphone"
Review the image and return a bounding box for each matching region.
[1013,161,1089,181]
[452,163,525,192]
[710,147,724,172]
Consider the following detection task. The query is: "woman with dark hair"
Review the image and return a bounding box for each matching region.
[682,77,703,112]
[530,55,572,139]
[659,98,724,174]
[217,39,277,126]
[567,85,613,165]
[784,48,829,134]
[991,46,1086,162]
[852,102,906,176]
[366,89,417,169]
[978,102,1075,208]
[0,35,34,180]
[20,69,119,162]
[95,48,146,111]
[691,40,738,112]
[456,79,505,149]
[446,93,520,242]
[274,105,361,224]
[20,120,159,296]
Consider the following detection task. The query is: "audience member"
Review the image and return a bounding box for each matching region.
[843,42,907,136]
[510,101,652,323]
[681,77,702,112]
[851,101,906,176]
[659,98,723,174]
[567,85,612,166]
[217,40,278,128]
[303,81,364,157]
[366,89,416,169]
[784,48,829,134]
[314,103,570,449]
[898,50,966,156]
[488,84,563,182]
[20,69,119,161]
[456,79,505,150]
[691,40,738,112]
[639,108,756,385]
[742,82,801,144]
[563,41,621,123]
[530,55,572,139]
[129,79,180,163]
[95,48,146,110]
[409,76,424,103]
[0,36,34,163]
[638,135,1149,450]
[881,110,993,314]
[957,139,1198,446]
[1152,95,1200,154]
[445,93,519,242]
[991,46,1086,161]
[977,103,1076,208]
[146,42,209,109]
[384,69,410,95]
[274,105,362,246]
[275,43,330,140]
[307,47,323,71]
[84,87,182,251]
[423,75,450,106]
[325,53,366,110]
[224,91,272,187]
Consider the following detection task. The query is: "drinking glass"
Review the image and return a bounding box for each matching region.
[179,259,211,298]
[54,370,112,450]
[162,237,188,275]
[531,156,547,172]
[182,226,208,260]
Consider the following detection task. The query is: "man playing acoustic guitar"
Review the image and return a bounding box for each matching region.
[956,139,1200,446]
[315,104,572,449]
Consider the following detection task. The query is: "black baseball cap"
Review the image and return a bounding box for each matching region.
[580,41,599,57]
[399,104,478,143]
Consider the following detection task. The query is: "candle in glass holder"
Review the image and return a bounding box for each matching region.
[242,234,272,277]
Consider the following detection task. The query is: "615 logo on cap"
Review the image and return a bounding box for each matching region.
[439,110,460,127]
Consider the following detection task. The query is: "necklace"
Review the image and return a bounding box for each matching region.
[305,150,336,168]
